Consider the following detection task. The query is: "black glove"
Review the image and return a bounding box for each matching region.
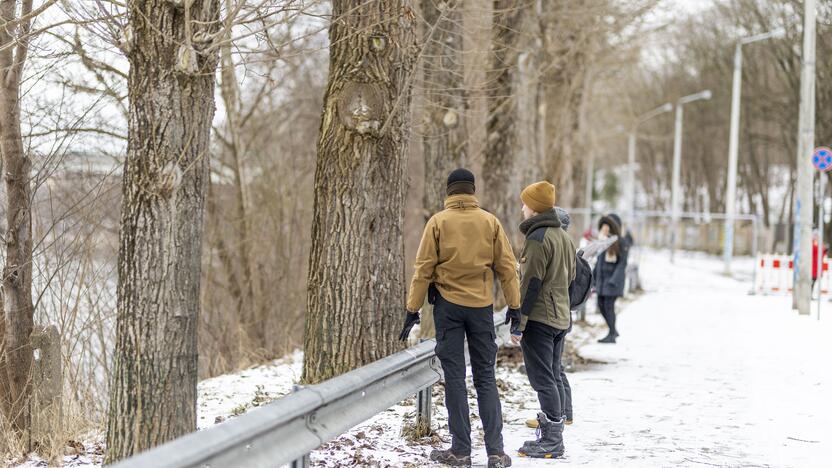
[399,311,421,341]
[505,308,521,335]
[428,283,439,305]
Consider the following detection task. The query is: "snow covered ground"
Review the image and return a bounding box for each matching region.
[309,250,832,468]
[11,250,831,467]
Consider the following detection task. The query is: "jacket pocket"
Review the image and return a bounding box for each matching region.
[435,328,447,359]
[549,291,558,323]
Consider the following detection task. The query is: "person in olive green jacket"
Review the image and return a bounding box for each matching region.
[509,181,576,460]
[400,168,520,468]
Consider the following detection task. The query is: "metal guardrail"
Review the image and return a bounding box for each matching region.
[113,311,508,468]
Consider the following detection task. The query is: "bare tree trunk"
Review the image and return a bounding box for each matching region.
[484,0,527,245]
[421,0,467,219]
[105,1,219,462]
[0,0,36,445]
[218,38,264,351]
[303,0,417,384]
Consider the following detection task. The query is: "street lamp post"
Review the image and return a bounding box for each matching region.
[627,103,673,226]
[671,90,712,263]
[723,28,785,274]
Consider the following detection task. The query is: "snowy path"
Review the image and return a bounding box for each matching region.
[502,251,832,468]
[311,251,831,468]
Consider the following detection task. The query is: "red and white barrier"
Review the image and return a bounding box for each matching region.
[755,253,831,295]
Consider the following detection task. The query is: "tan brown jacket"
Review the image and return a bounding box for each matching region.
[407,194,521,311]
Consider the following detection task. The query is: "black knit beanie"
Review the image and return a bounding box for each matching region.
[447,168,475,195]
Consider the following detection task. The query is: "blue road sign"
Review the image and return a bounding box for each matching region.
[812,147,832,172]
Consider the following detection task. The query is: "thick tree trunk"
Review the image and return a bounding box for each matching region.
[484,0,527,245]
[0,1,35,445]
[303,0,417,384]
[421,0,467,219]
[105,1,219,462]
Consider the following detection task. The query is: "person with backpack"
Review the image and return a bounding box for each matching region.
[525,207,576,430]
[505,182,575,459]
[594,213,628,344]
[401,168,520,468]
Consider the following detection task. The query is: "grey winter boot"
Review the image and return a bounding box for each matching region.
[430,448,472,467]
[518,412,564,459]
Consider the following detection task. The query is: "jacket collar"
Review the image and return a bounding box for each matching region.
[519,209,561,236]
[444,194,480,210]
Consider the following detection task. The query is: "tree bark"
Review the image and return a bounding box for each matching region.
[105,1,219,462]
[421,0,467,219]
[0,0,36,445]
[484,0,527,245]
[303,0,418,384]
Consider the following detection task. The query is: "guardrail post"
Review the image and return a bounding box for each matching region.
[416,384,432,434]
[291,454,310,468]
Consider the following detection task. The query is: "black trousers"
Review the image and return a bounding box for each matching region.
[521,320,567,421]
[598,295,618,336]
[558,350,572,419]
[433,295,504,456]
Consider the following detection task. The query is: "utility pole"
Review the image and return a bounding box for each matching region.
[794,0,816,315]
[723,29,785,274]
[671,90,712,263]
[724,43,743,274]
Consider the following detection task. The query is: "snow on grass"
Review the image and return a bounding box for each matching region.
[6,351,304,467]
[7,433,106,468]
[197,349,303,429]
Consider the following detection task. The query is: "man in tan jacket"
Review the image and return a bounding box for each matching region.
[400,168,520,468]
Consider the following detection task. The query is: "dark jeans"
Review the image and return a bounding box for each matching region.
[433,295,503,456]
[558,353,572,419]
[598,295,618,336]
[521,320,567,421]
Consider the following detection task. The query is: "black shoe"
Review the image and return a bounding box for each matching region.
[487,453,512,468]
[430,448,472,466]
[598,334,616,344]
[518,413,565,459]
[613,330,620,338]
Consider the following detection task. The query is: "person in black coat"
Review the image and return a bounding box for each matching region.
[593,213,628,344]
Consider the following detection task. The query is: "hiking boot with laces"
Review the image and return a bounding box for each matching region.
[487,453,512,468]
[429,448,472,467]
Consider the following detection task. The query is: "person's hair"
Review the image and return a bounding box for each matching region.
[601,216,622,257]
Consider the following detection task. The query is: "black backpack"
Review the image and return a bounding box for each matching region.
[569,250,593,310]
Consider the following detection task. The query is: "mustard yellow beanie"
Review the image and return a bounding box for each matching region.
[521,181,556,213]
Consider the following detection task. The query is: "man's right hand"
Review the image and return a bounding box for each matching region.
[399,310,421,341]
